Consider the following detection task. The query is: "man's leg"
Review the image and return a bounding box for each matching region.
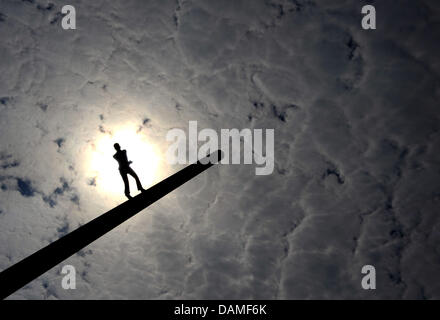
[119,170,131,198]
[127,167,144,191]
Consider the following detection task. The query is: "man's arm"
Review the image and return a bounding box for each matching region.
[123,150,132,164]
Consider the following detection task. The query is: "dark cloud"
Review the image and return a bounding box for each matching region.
[49,11,64,25]
[70,194,80,205]
[42,178,75,207]
[36,3,54,12]
[87,177,97,186]
[57,222,69,236]
[323,166,345,185]
[0,153,20,169]
[42,195,57,208]
[37,102,48,111]
[0,97,12,105]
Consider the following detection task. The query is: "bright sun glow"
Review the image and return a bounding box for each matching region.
[88,127,161,197]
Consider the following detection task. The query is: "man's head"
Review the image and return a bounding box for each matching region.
[114,143,121,151]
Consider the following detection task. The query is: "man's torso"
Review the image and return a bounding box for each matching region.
[114,150,129,169]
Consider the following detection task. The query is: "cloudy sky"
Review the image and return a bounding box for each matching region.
[0,0,439,299]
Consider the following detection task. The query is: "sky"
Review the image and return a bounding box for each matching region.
[0,0,439,299]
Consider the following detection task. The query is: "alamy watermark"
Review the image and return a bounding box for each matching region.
[361,5,376,30]
[61,5,76,30]
[60,4,375,31]
[166,121,274,175]
[361,265,376,290]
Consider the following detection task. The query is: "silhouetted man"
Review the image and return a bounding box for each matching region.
[113,143,145,199]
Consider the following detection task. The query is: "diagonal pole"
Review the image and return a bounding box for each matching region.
[0,150,222,300]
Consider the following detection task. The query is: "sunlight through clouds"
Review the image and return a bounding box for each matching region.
[87,126,161,197]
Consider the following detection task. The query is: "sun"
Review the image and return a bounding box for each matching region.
[87,126,161,197]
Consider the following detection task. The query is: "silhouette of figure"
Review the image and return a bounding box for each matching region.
[113,143,145,199]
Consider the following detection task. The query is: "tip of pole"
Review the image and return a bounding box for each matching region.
[198,150,224,165]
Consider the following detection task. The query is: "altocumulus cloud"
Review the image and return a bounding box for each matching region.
[0,0,439,299]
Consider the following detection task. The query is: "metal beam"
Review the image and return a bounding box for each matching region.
[0,150,222,299]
